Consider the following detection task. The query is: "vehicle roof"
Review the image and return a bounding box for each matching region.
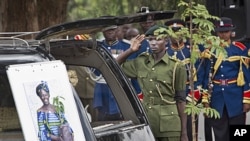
[0,35,52,73]
[35,10,176,40]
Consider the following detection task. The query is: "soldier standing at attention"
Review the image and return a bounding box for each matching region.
[202,17,250,141]
[116,25,188,141]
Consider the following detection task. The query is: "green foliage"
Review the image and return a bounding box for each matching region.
[53,96,65,114]
[155,1,223,123]
[66,0,206,21]
[185,102,201,115]
[156,0,228,64]
[185,103,220,119]
[203,107,220,119]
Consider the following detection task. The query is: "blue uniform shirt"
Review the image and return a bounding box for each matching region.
[203,41,250,117]
[93,39,149,117]
[166,41,205,102]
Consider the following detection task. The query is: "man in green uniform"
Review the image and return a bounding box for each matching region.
[116,25,188,141]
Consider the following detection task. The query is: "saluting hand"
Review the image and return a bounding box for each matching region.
[130,34,145,52]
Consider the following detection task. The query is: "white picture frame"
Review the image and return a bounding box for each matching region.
[6,60,86,141]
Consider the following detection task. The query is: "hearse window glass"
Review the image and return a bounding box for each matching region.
[67,66,123,124]
[0,74,24,140]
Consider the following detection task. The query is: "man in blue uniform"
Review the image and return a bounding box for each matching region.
[201,17,250,141]
[93,25,149,120]
[92,25,129,120]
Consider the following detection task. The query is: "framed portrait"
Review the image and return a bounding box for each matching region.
[6,60,85,141]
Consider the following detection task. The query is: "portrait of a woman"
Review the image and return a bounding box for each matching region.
[36,81,74,141]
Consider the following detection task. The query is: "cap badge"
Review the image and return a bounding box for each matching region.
[220,21,224,26]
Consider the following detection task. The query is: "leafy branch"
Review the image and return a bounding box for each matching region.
[178,0,222,119]
[53,96,65,115]
[155,1,224,140]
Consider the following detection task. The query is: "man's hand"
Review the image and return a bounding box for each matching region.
[130,34,145,52]
[243,103,250,113]
[116,34,145,65]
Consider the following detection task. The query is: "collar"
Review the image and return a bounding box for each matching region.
[146,52,169,64]
[170,42,185,51]
[103,40,119,46]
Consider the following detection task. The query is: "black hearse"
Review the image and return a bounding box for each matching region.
[0,10,175,141]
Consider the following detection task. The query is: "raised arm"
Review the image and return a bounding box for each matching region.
[116,34,145,64]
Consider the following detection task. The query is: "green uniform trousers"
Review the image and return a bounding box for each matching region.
[156,137,180,141]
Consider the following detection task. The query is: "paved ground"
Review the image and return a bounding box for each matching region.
[197,112,250,141]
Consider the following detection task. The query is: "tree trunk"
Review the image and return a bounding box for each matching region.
[1,0,38,32]
[0,0,69,38]
[37,0,69,30]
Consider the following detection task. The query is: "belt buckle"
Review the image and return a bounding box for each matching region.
[220,79,228,85]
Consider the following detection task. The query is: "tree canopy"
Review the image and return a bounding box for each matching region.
[67,0,205,21]
[0,0,205,35]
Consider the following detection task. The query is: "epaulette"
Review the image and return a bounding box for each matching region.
[169,56,178,62]
[233,41,246,51]
[139,52,150,56]
[121,39,131,45]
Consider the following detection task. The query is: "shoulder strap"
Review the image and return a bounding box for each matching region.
[212,52,224,78]
[233,41,246,51]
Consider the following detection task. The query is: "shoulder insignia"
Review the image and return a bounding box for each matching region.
[169,56,178,62]
[140,52,150,56]
[233,41,246,51]
[121,39,131,44]
[169,57,185,66]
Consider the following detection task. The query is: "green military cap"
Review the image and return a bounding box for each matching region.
[145,25,168,36]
